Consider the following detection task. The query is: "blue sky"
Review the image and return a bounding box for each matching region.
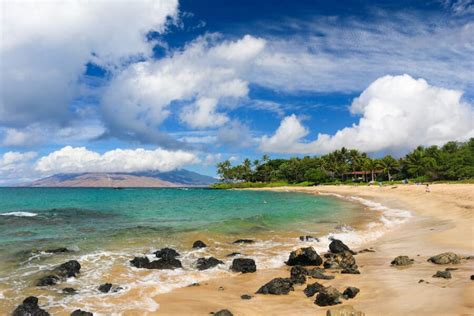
[1,0,473,183]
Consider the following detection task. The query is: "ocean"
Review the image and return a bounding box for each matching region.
[0,188,407,314]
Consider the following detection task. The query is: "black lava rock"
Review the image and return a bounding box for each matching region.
[286,247,322,266]
[308,268,335,280]
[196,257,224,270]
[56,260,81,278]
[13,296,50,316]
[130,256,182,269]
[314,286,342,306]
[329,239,354,254]
[299,236,319,242]
[62,287,77,295]
[290,265,308,284]
[342,286,360,299]
[98,283,112,293]
[230,258,256,273]
[226,252,241,257]
[256,278,294,295]
[192,240,207,249]
[130,256,150,268]
[154,247,180,259]
[304,282,324,297]
[213,310,233,316]
[391,256,414,266]
[433,270,452,279]
[241,294,253,300]
[45,248,70,254]
[232,239,254,244]
[70,310,93,316]
[36,275,60,286]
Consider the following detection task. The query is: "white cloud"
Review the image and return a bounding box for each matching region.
[101,34,266,140]
[0,151,38,184]
[35,146,199,174]
[260,75,474,154]
[216,120,255,148]
[251,13,474,94]
[1,0,178,128]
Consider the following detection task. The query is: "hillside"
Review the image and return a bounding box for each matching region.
[28,169,217,187]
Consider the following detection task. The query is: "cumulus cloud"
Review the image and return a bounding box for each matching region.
[35,146,199,174]
[260,75,474,154]
[1,0,178,128]
[101,34,265,141]
[216,120,256,148]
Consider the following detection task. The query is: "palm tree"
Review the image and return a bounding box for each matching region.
[378,155,399,181]
[363,158,378,182]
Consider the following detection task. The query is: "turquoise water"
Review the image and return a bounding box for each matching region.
[0,188,356,258]
[0,188,370,313]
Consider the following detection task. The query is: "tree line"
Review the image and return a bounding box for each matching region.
[216,139,474,184]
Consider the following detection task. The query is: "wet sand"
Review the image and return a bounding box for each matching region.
[155,184,474,315]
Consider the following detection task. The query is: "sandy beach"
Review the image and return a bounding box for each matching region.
[155,184,474,315]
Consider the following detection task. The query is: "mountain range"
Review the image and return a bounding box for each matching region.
[27,169,217,187]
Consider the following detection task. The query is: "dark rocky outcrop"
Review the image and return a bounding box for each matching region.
[213,310,233,316]
[343,287,360,299]
[286,247,322,266]
[62,287,77,295]
[13,296,50,316]
[241,294,253,300]
[428,252,461,264]
[192,240,207,249]
[433,270,452,279]
[314,286,342,306]
[323,252,357,271]
[55,260,81,278]
[130,256,182,270]
[391,256,414,266]
[256,278,294,295]
[154,247,180,259]
[230,258,256,273]
[329,239,355,254]
[470,275,474,280]
[70,310,93,316]
[130,256,151,268]
[196,257,224,270]
[308,268,335,280]
[304,282,324,297]
[341,267,361,274]
[36,275,60,286]
[290,265,308,284]
[232,239,254,244]
[299,235,319,242]
[44,247,71,254]
[98,283,112,293]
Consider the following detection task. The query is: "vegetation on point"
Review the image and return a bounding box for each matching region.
[213,139,474,188]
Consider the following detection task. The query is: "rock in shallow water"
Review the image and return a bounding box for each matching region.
[196,257,224,270]
[62,287,77,295]
[304,282,324,297]
[329,239,355,254]
[154,247,180,259]
[56,260,81,278]
[299,235,319,242]
[428,252,461,264]
[391,256,414,266]
[192,240,207,249]
[130,256,182,269]
[230,258,256,273]
[36,275,60,286]
[256,278,294,295]
[232,239,254,244]
[13,296,50,316]
[433,270,452,279]
[315,286,342,306]
[70,310,93,316]
[98,283,112,293]
[286,247,322,266]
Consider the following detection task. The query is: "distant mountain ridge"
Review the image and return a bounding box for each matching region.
[27,169,217,187]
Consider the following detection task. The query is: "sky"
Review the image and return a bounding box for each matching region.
[1,0,473,184]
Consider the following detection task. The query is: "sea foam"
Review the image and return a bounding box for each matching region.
[0,211,37,217]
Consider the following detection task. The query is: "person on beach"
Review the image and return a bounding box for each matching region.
[425,184,431,192]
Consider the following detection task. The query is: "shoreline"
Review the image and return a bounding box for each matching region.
[155,184,473,315]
